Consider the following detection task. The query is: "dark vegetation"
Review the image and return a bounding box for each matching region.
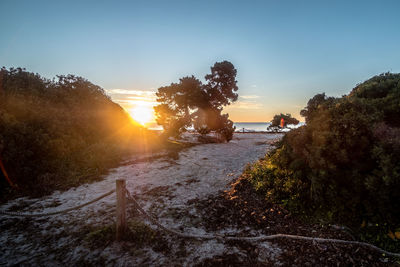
[194,177,394,265]
[154,61,238,142]
[84,219,169,253]
[0,67,157,199]
[270,113,299,127]
[245,73,400,251]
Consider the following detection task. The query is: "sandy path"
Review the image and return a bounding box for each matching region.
[0,133,282,266]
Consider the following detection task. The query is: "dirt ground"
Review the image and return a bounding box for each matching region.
[0,133,397,266]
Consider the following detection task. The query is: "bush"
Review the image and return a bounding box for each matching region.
[246,73,400,238]
[215,113,235,142]
[0,67,153,198]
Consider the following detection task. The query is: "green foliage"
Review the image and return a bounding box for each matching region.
[0,67,149,198]
[126,219,159,245]
[246,73,400,249]
[83,220,158,246]
[84,219,169,253]
[84,224,115,248]
[270,113,300,127]
[216,113,235,142]
[357,224,400,254]
[154,76,203,137]
[204,61,239,107]
[196,126,211,136]
[154,61,238,141]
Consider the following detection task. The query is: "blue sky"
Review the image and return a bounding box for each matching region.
[1,0,400,122]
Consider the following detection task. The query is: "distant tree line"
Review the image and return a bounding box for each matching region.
[0,67,149,198]
[154,61,238,142]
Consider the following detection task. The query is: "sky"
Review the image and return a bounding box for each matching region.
[1,0,400,123]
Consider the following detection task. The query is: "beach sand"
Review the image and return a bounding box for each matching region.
[0,133,283,266]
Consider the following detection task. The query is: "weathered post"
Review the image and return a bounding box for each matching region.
[116,179,127,241]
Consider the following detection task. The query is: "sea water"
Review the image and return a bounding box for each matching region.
[149,122,304,132]
[234,122,305,132]
[234,122,271,132]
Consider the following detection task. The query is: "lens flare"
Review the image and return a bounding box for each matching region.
[130,105,154,125]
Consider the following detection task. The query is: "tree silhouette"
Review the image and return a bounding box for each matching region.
[154,61,238,141]
[271,113,299,127]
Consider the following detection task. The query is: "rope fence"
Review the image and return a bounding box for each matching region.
[1,179,399,258]
[0,189,115,217]
[124,187,400,258]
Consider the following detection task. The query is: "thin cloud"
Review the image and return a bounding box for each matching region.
[240,95,260,99]
[228,100,263,110]
[225,95,263,110]
[126,95,157,102]
[109,89,263,110]
[106,89,156,97]
[106,89,158,110]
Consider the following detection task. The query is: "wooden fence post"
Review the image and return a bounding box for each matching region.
[116,179,127,241]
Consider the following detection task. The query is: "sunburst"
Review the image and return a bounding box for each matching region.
[129,105,154,126]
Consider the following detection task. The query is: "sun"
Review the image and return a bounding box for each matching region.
[130,106,154,126]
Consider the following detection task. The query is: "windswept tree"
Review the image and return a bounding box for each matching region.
[154,61,238,141]
[204,61,239,107]
[270,113,300,127]
[154,76,205,137]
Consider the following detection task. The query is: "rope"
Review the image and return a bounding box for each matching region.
[126,189,217,239]
[125,189,400,258]
[0,189,115,217]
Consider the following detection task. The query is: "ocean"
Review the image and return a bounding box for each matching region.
[234,122,271,132]
[234,122,305,132]
[148,122,304,132]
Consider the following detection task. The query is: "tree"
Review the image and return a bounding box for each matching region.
[204,61,239,107]
[154,61,238,141]
[270,113,300,127]
[300,93,335,123]
[154,76,204,137]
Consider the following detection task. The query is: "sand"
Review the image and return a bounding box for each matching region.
[0,133,283,266]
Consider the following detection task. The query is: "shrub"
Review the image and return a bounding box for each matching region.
[247,73,400,232]
[0,67,152,198]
